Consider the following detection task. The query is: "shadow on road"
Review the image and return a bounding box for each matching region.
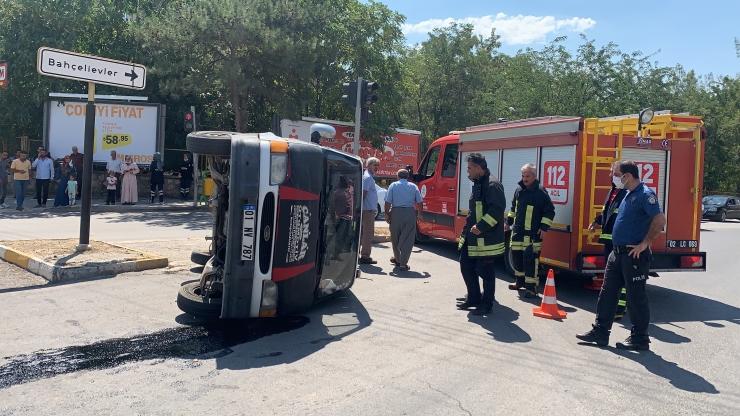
[609,349,719,394]
[413,239,459,262]
[549,271,740,329]
[0,290,370,389]
[466,302,532,343]
[101,211,212,230]
[214,290,371,371]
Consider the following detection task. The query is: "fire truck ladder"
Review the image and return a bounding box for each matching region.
[578,112,704,253]
[579,117,626,251]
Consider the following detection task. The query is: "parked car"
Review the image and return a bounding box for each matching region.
[375,184,387,219]
[702,195,740,222]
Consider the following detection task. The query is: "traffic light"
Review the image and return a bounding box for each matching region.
[341,81,357,108]
[361,81,379,108]
[184,111,194,132]
[360,107,372,121]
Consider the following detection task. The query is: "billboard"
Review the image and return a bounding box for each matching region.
[45,99,164,165]
[280,118,421,179]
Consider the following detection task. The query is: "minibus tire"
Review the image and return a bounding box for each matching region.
[191,250,211,266]
[186,132,232,156]
[177,282,222,318]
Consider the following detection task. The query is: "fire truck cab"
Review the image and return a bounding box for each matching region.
[412,111,707,276]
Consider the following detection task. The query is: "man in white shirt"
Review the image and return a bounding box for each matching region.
[31,148,55,207]
[106,151,123,201]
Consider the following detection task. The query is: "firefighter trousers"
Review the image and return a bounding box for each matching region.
[604,243,627,317]
[510,235,540,290]
[460,241,496,308]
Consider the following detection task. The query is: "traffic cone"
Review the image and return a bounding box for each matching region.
[532,269,567,319]
[584,273,604,291]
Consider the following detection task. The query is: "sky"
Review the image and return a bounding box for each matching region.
[383,0,738,78]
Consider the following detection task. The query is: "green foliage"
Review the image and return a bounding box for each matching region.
[0,1,737,189]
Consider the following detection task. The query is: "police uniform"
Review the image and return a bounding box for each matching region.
[593,186,629,318]
[457,171,506,310]
[506,179,555,295]
[589,183,661,347]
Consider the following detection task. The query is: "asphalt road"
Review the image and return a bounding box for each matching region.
[0,216,738,415]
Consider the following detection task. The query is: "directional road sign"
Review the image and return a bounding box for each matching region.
[37,47,146,90]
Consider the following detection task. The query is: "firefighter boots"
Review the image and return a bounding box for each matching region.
[576,328,609,346]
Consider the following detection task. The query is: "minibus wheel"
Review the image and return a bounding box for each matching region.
[186,131,232,156]
[177,282,222,318]
[190,250,211,266]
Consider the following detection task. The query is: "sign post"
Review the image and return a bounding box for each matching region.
[37,47,147,250]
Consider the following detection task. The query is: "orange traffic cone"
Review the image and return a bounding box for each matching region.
[584,273,604,291]
[532,269,567,319]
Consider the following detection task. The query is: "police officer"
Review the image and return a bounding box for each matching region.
[505,163,555,298]
[577,160,666,350]
[456,153,507,315]
[589,161,629,320]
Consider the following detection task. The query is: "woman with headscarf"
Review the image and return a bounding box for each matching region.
[53,155,76,207]
[121,155,140,205]
[150,152,165,204]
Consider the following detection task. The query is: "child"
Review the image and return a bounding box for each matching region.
[106,170,118,205]
[67,173,78,206]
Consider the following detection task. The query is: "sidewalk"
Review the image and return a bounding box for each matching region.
[1,198,209,214]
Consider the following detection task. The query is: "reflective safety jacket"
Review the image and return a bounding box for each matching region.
[506,179,555,241]
[458,171,507,257]
[593,186,628,244]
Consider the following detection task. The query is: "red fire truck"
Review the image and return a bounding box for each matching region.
[412,111,707,277]
[280,117,422,179]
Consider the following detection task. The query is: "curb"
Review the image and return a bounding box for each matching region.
[0,243,169,283]
[372,235,390,244]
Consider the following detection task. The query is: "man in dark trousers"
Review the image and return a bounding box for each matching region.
[505,163,555,298]
[589,162,629,320]
[577,160,666,350]
[179,153,194,200]
[456,153,507,316]
[150,152,165,204]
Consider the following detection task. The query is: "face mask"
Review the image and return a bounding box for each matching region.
[612,175,625,189]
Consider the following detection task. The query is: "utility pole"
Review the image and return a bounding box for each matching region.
[353,76,362,156]
[191,105,199,207]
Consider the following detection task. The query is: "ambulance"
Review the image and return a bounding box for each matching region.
[411,110,707,277]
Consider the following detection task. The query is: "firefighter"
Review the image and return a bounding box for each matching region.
[456,153,507,315]
[577,160,665,350]
[505,164,555,298]
[589,161,629,320]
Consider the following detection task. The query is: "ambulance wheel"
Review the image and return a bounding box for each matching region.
[177,282,222,318]
[186,131,232,156]
[504,248,516,277]
[190,250,211,266]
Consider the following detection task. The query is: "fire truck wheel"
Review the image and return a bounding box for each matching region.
[415,224,430,243]
[186,131,232,156]
[504,248,517,277]
[177,282,222,318]
[191,250,211,266]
